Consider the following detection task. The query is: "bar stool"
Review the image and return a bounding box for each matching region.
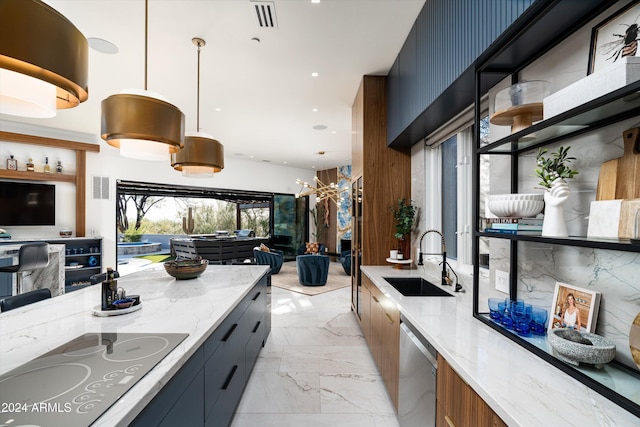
[0,288,51,312]
[0,242,50,295]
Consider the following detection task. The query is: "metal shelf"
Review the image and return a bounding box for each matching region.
[477,232,640,253]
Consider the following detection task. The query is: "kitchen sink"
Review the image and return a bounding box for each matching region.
[383,277,453,297]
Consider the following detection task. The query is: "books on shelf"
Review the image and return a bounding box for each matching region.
[483,228,542,235]
[484,217,543,234]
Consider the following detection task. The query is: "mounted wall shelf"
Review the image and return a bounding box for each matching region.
[0,131,100,237]
[476,232,640,253]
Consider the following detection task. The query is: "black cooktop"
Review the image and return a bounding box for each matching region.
[0,332,188,427]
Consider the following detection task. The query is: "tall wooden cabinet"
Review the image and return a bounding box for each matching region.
[350,75,411,320]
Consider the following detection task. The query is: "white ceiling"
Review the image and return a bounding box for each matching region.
[3,0,425,170]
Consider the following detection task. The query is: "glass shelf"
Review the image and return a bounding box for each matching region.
[479,80,640,154]
[476,313,640,417]
[477,231,640,253]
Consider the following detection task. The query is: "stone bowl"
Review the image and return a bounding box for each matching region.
[163,258,208,280]
[548,328,616,369]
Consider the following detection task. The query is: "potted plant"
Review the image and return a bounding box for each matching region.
[390,198,417,257]
[534,146,579,237]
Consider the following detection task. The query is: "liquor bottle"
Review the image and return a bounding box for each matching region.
[56,160,63,173]
[26,158,35,172]
[43,157,51,173]
[6,155,17,171]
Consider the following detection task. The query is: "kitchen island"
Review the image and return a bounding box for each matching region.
[361,266,640,427]
[0,263,270,426]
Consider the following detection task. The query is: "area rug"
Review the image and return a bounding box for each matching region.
[271,261,350,296]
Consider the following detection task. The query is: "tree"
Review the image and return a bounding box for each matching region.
[116,194,165,233]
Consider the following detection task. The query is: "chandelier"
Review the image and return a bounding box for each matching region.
[295,152,347,206]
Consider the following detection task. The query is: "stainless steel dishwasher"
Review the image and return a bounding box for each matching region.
[398,315,438,427]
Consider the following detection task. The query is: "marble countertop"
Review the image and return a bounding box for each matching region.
[361,266,640,427]
[0,263,269,426]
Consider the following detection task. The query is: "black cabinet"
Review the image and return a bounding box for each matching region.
[132,273,269,427]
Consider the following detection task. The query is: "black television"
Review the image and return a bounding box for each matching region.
[0,181,56,226]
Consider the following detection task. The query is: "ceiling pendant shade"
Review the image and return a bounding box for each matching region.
[100,0,185,161]
[172,131,224,177]
[171,37,224,177]
[0,0,88,118]
[101,89,185,161]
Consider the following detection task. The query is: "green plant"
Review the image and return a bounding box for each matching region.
[310,205,324,241]
[390,198,416,239]
[534,146,579,189]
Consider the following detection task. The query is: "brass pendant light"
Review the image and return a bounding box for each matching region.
[0,0,88,118]
[101,0,184,161]
[171,37,224,177]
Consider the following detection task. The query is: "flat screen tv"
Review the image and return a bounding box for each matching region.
[0,181,56,226]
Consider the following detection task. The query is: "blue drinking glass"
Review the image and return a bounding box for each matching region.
[512,302,532,336]
[498,300,513,329]
[530,306,548,335]
[488,298,502,321]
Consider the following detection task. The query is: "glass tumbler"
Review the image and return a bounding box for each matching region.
[512,302,532,335]
[488,298,503,321]
[530,306,548,335]
[498,300,513,329]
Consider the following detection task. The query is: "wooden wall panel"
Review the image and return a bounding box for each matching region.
[356,76,411,266]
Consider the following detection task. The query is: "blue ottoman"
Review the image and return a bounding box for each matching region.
[296,254,330,286]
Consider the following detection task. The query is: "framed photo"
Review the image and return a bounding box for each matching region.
[588,1,640,74]
[549,282,601,333]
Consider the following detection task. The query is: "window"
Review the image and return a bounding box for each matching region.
[441,135,458,259]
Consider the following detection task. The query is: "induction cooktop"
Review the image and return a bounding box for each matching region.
[0,332,188,427]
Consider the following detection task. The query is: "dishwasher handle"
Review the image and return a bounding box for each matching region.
[400,322,438,368]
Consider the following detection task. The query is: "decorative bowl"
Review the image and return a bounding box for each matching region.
[163,258,209,280]
[112,298,135,309]
[548,328,616,369]
[488,193,544,218]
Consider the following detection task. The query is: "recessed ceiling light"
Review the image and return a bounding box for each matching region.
[312,108,318,112]
[331,130,336,134]
[215,108,221,111]
[250,155,255,159]
[88,37,119,54]
[283,161,288,164]
[313,124,327,130]
[311,72,318,77]
[311,0,321,3]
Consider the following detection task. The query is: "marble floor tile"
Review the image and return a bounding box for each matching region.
[320,373,396,415]
[231,413,399,427]
[231,287,398,426]
[235,371,320,414]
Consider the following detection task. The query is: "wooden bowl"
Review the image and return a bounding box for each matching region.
[163,259,208,280]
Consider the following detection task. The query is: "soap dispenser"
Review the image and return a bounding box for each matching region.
[101,267,119,310]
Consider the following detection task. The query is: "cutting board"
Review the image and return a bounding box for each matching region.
[596,128,640,200]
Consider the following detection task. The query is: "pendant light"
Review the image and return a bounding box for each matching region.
[171,38,224,177]
[0,0,88,118]
[101,0,184,161]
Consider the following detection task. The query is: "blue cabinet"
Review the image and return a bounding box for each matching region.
[131,274,269,427]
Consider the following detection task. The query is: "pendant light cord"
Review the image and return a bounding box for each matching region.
[144,0,148,90]
[197,41,201,132]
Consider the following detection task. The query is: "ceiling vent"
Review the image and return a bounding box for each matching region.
[250,1,278,28]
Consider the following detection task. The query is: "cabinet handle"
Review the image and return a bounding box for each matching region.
[221,365,238,390]
[384,312,394,324]
[252,291,261,301]
[444,415,455,427]
[372,295,379,303]
[222,323,238,342]
[252,321,261,333]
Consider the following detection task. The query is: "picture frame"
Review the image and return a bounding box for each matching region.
[549,281,601,333]
[588,1,640,74]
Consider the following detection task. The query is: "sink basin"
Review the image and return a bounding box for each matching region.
[383,277,453,297]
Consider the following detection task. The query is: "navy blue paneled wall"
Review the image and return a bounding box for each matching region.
[387,0,534,145]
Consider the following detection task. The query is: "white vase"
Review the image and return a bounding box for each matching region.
[542,179,570,237]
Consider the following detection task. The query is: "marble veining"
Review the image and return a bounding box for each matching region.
[0,263,269,426]
[0,243,65,296]
[233,285,399,427]
[362,266,640,426]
